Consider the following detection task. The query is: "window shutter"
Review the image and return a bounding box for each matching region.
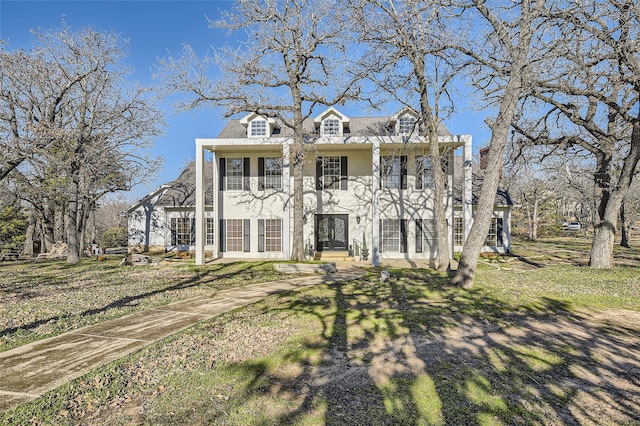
[316,157,323,190]
[400,219,408,253]
[243,219,251,252]
[190,218,196,245]
[258,157,265,190]
[170,218,177,246]
[441,157,449,189]
[340,156,348,190]
[243,158,250,191]
[379,219,383,253]
[401,156,408,190]
[219,219,226,252]
[415,219,423,253]
[497,218,504,248]
[258,219,265,252]
[219,157,226,191]
[415,156,423,190]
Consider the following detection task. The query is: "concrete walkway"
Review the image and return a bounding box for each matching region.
[0,265,367,412]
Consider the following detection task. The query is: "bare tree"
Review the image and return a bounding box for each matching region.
[0,41,79,182]
[512,0,640,268]
[352,0,460,272]
[620,183,640,248]
[450,0,551,288]
[157,0,361,261]
[2,26,164,263]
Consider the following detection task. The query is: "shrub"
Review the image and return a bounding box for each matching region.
[0,206,27,252]
[101,227,128,248]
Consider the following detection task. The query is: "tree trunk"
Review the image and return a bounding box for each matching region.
[289,88,306,261]
[589,203,618,268]
[525,204,533,239]
[22,211,37,256]
[620,200,630,248]
[415,57,450,272]
[451,0,536,289]
[589,110,640,267]
[451,67,524,289]
[432,144,450,272]
[41,205,55,253]
[66,177,81,264]
[54,207,65,243]
[531,199,539,240]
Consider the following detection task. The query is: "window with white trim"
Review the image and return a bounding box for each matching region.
[265,219,282,252]
[171,218,194,246]
[226,158,244,190]
[417,156,434,189]
[485,217,497,247]
[454,216,464,246]
[398,115,417,135]
[382,157,400,189]
[226,219,244,251]
[321,156,341,189]
[265,158,282,190]
[206,218,215,245]
[323,118,340,136]
[381,156,406,189]
[381,219,400,252]
[484,217,504,247]
[250,119,267,137]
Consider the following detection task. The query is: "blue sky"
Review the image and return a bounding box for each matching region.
[1,0,491,201]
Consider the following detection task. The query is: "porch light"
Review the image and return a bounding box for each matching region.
[356,215,361,224]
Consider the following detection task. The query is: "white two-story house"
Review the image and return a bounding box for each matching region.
[190,107,513,266]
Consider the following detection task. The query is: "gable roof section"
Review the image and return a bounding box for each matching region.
[452,156,514,207]
[129,162,214,212]
[156,162,214,207]
[313,107,350,124]
[215,114,452,139]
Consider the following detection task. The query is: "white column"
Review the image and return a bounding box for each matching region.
[462,135,473,242]
[371,141,380,267]
[282,142,291,259]
[212,153,219,259]
[446,147,455,255]
[195,143,206,265]
[505,210,512,253]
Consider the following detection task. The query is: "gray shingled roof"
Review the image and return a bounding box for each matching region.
[452,157,514,206]
[155,162,214,207]
[216,116,452,139]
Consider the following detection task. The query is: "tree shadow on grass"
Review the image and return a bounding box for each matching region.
[218,269,640,425]
[0,261,278,349]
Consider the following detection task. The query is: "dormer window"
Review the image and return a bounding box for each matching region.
[314,107,349,137]
[398,115,417,136]
[250,119,267,137]
[241,113,276,138]
[323,118,341,136]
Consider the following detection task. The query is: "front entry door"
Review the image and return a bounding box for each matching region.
[316,215,348,251]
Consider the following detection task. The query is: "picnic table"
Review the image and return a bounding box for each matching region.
[0,252,20,261]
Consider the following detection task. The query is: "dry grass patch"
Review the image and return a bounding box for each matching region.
[3,235,640,424]
[0,258,299,351]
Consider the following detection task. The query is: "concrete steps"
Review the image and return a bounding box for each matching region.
[313,251,355,261]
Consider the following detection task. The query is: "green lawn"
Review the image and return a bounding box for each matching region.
[2,238,640,425]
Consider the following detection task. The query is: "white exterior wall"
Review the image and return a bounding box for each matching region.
[194,128,476,265]
[453,206,513,253]
[128,202,167,252]
[128,201,214,253]
[210,140,464,262]
[217,151,288,259]
[301,146,374,258]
